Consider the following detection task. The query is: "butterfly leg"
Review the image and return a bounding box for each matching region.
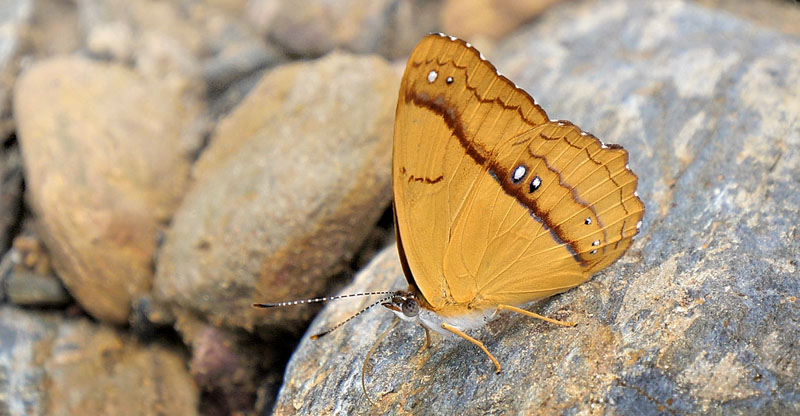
[417,326,432,353]
[497,304,576,327]
[441,323,501,373]
[361,318,400,406]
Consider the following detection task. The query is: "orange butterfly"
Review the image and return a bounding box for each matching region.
[385,33,644,372]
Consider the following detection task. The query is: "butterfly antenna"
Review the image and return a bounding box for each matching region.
[310,295,395,340]
[252,291,396,308]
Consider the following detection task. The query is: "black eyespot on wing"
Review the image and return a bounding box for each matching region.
[529,175,541,193]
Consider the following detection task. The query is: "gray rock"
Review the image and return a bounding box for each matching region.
[0,144,22,251]
[201,24,284,95]
[694,0,800,37]
[75,0,282,120]
[0,0,33,138]
[0,306,198,416]
[1,228,71,307]
[4,268,71,307]
[272,0,800,414]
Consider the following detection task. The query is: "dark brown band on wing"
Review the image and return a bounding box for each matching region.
[405,88,587,267]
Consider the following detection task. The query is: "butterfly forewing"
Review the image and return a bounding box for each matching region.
[393,34,644,313]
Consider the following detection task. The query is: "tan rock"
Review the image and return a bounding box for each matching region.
[153,52,399,332]
[249,0,441,59]
[441,0,565,40]
[14,57,201,323]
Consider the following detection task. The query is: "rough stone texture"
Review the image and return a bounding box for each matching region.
[14,57,202,323]
[0,306,198,415]
[248,0,442,59]
[272,1,800,414]
[153,52,398,333]
[693,0,800,37]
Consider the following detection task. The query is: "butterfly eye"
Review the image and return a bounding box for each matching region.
[402,298,419,317]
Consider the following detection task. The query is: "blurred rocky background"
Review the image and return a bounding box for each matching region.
[0,0,798,415]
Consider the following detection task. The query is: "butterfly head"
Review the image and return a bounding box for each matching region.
[381,290,421,322]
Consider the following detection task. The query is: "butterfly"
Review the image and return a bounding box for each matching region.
[256,32,644,382]
[384,33,644,372]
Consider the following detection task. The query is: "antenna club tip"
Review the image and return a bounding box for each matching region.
[310,334,321,340]
[252,303,273,308]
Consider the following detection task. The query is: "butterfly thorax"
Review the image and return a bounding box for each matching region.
[382,287,496,335]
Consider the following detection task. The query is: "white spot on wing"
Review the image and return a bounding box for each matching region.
[512,166,526,181]
[530,176,542,192]
[428,70,438,83]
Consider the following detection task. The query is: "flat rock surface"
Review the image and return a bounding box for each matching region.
[0,306,198,415]
[153,52,398,332]
[272,1,800,414]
